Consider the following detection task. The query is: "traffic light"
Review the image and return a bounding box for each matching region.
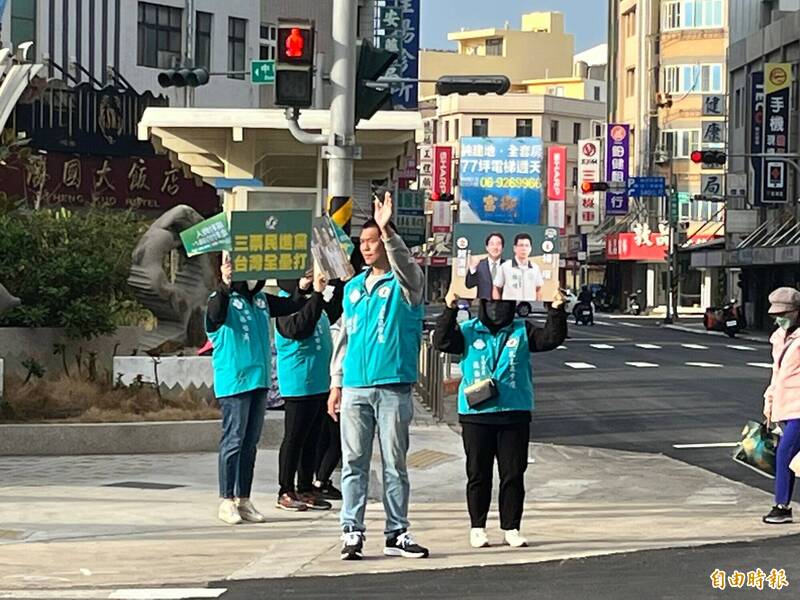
[580,181,609,193]
[355,40,398,126]
[435,75,511,96]
[275,19,315,108]
[157,67,209,88]
[690,150,726,166]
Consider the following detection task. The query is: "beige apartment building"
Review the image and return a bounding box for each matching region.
[419,12,575,99]
[608,0,728,311]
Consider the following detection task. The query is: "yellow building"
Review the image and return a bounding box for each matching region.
[418,12,575,99]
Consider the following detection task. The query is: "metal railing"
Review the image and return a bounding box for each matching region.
[416,331,453,421]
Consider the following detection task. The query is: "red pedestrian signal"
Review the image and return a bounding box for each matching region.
[286,28,305,58]
[275,19,315,108]
[277,21,314,65]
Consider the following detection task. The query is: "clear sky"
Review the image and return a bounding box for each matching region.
[419,0,608,53]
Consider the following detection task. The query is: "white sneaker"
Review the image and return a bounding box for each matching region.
[235,498,267,523]
[218,499,242,525]
[470,528,490,548]
[504,529,528,548]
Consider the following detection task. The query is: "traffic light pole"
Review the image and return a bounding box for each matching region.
[327,0,359,233]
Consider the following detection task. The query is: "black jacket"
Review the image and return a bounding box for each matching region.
[206,281,305,333]
[275,283,344,341]
[465,258,497,300]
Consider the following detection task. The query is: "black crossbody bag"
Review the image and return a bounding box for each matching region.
[463,332,510,409]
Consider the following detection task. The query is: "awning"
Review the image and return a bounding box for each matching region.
[137,108,422,188]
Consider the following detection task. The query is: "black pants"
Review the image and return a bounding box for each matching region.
[461,421,529,530]
[278,393,326,495]
[315,413,341,483]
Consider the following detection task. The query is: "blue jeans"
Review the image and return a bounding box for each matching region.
[340,384,413,536]
[218,388,268,498]
[775,419,800,506]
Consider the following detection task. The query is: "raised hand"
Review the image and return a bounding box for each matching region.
[373,190,393,233]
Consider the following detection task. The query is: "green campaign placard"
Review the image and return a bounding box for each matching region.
[230,209,312,281]
[180,212,232,257]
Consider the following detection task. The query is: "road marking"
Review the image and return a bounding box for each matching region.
[590,344,615,349]
[620,322,644,328]
[748,362,773,369]
[565,362,596,370]
[685,362,723,368]
[109,590,227,600]
[594,321,612,327]
[636,343,662,349]
[673,442,738,449]
[727,345,756,351]
[682,344,709,350]
[557,345,567,350]
[626,362,659,368]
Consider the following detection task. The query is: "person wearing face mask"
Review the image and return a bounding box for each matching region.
[433,289,567,548]
[206,253,306,525]
[762,287,800,524]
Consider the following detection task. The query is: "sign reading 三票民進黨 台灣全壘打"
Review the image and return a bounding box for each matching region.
[230,209,312,281]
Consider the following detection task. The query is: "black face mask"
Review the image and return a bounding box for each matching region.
[479,300,516,331]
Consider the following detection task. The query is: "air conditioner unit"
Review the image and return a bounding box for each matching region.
[655,91,673,108]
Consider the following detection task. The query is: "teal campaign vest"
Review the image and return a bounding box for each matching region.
[342,270,424,388]
[274,290,333,398]
[457,318,534,416]
[206,290,271,399]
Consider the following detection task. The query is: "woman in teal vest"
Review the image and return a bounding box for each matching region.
[433,291,566,549]
[274,273,343,512]
[206,255,304,525]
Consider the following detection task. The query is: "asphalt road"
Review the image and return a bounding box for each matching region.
[529,316,775,494]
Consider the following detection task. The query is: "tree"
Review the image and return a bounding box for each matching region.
[0,207,149,339]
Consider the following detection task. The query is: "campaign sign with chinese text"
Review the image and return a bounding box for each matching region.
[762,64,792,204]
[605,124,630,216]
[451,223,560,302]
[375,0,420,109]
[459,137,543,225]
[395,190,426,247]
[577,139,601,226]
[180,213,232,257]
[750,72,765,206]
[230,210,312,281]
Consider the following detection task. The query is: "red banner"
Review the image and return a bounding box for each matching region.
[433,145,452,198]
[547,145,567,201]
[0,152,219,215]
[606,232,667,261]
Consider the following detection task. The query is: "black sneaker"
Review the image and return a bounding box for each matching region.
[314,480,342,501]
[340,529,365,561]
[384,530,429,559]
[763,505,793,524]
[298,492,332,511]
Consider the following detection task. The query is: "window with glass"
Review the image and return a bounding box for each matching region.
[472,118,489,137]
[228,17,247,80]
[550,119,559,142]
[662,0,723,30]
[626,68,635,97]
[444,121,450,142]
[594,86,601,101]
[624,9,636,37]
[662,64,723,94]
[516,119,533,137]
[11,0,37,57]
[454,119,460,140]
[260,22,276,60]
[573,122,582,144]
[691,200,724,222]
[195,12,212,69]
[660,129,701,158]
[138,2,182,68]
[485,38,503,57]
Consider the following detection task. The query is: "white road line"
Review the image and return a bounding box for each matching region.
[557,345,567,350]
[682,344,709,350]
[748,362,773,369]
[565,362,596,370]
[727,345,756,351]
[590,344,615,349]
[594,321,612,327]
[109,590,227,600]
[673,442,739,449]
[626,362,659,368]
[636,343,662,349]
[620,322,644,328]
[686,362,723,368]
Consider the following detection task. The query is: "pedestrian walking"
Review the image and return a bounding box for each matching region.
[206,254,304,525]
[274,268,343,512]
[762,287,800,524]
[328,191,429,561]
[433,290,566,548]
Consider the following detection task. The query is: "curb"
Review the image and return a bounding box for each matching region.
[663,324,770,345]
[0,412,285,456]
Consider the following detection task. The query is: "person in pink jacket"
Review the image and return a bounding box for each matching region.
[762,287,800,524]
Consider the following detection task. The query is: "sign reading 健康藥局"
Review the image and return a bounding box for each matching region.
[458,137,543,225]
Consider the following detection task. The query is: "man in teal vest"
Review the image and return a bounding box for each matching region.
[433,290,566,549]
[328,191,428,561]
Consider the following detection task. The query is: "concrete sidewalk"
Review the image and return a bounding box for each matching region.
[0,408,796,596]
[664,321,771,344]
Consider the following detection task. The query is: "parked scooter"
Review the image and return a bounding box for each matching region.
[574,302,594,326]
[704,299,744,338]
[626,290,643,316]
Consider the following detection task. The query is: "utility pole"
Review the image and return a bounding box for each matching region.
[664,138,678,324]
[326,0,358,233]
